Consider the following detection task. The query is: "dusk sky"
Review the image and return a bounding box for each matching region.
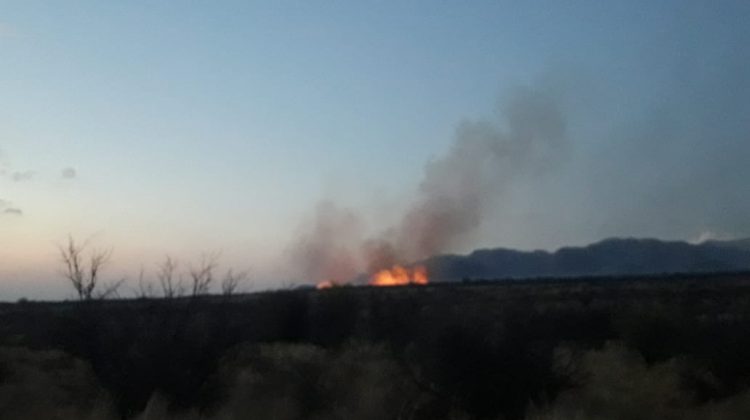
[1,1,749,299]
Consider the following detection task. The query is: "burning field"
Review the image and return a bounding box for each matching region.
[317,264,429,289]
[292,84,566,289]
[370,264,428,286]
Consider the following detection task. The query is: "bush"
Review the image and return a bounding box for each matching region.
[0,346,114,420]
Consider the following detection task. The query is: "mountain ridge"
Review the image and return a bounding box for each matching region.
[423,237,750,282]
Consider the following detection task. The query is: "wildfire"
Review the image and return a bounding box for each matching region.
[315,265,428,289]
[316,280,335,289]
[370,265,428,287]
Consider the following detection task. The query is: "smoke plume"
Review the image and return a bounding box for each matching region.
[394,86,566,262]
[288,201,366,283]
[288,84,567,283]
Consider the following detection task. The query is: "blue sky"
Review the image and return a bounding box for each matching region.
[1,1,749,299]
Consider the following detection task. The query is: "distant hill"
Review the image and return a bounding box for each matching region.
[424,237,750,282]
[704,238,750,252]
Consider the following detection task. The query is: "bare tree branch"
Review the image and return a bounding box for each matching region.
[189,252,219,296]
[133,266,154,299]
[58,235,115,300]
[157,256,183,298]
[221,268,249,296]
[96,278,125,299]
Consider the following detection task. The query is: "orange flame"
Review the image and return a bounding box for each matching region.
[316,280,335,289]
[370,265,428,286]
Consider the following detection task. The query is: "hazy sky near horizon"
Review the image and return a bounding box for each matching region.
[1,1,749,299]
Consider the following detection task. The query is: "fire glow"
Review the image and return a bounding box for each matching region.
[316,265,429,289]
[369,265,428,287]
[316,280,335,289]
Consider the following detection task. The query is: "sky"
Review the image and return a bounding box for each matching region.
[1,1,749,299]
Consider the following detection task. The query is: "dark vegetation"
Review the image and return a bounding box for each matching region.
[4,273,750,419]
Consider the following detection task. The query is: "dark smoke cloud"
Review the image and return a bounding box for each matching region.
[287,84,567,283]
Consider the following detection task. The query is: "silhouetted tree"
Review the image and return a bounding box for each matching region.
[188,252,219,296]
[157,255,183,298]
[221,268,249,296]
[58,235,122,300]
[133,266,154,299]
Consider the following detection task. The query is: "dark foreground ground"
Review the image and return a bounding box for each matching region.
[3,273,750,419]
